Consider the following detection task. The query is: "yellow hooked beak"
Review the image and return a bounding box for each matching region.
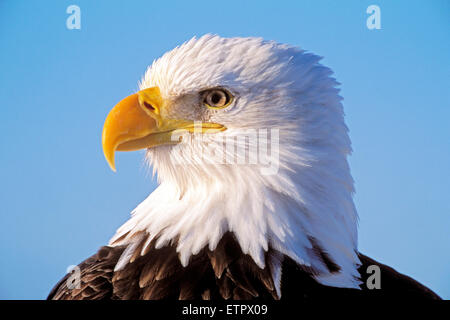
[102,87,226,171]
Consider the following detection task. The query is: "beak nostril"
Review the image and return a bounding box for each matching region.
[143,101,155,111]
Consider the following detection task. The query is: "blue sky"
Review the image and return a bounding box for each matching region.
[0,0,448,299]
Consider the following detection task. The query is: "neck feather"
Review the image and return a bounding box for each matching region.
[110,127,362,290]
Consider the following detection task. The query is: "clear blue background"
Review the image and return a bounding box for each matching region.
[0,0,448,299]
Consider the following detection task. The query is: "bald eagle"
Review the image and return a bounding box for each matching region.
[48,35,440,300]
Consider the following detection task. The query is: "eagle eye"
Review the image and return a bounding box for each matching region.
[202,88,233,109]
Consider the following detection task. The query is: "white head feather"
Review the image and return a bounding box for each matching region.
[110,35,362,294]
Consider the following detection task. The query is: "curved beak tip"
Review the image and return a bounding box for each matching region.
[108,162,117,173]
[104,149,117,172]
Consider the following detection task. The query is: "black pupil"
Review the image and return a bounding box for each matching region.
[211,92,223,105]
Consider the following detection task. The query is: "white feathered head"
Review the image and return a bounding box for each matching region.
[102,35,361,293]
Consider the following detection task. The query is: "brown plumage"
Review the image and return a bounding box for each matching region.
[48,232,440,300]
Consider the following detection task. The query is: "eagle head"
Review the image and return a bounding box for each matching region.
[102,35,361,293]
